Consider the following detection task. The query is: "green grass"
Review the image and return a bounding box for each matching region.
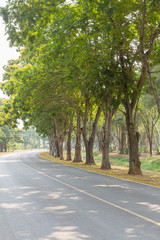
[93,150,160,172]
[92,150,129,167]
[140,157,160,171]
[72,150,160,172]
[41,152,160,187]
[109,156,129,167]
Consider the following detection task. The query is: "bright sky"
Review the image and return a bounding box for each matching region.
[0,0,19,98]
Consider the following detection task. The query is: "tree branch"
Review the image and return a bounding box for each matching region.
[146,60,160,115]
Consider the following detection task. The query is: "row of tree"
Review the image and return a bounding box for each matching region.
[0,99,48,151]
[0,0,160,174]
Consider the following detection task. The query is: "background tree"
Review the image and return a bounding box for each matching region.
[139,93,159,156]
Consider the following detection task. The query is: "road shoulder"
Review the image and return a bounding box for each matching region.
[40,152,160,188]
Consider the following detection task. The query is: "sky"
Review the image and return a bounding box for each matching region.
[0,0,19,98]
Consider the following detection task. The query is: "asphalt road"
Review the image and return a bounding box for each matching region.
[0,151,160,240]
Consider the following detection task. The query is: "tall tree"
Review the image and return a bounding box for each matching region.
[87,0,160,174]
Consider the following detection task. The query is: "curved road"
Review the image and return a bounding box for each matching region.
[0,151,160,240]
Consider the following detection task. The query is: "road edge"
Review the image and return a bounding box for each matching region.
[40,152,160,188]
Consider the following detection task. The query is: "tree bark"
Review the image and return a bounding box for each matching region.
[73,111,82,162]
[85,139,95,164]
[142,115,158,157]
[119,126,126,154]
[66,117,73,160]
[96,129,103,152]
[59,137,64,160]
[54,117,67,160]
[101,109,113,169]
[149,140,152,157]
[66,130,72,160]
[82,105,102,165]
[48,126,60,157]
[146,62,160,115]
[148,124,154,157]
[125,102,142,175]
[154,130,160,154]
[54,138,60,157]
[4,141,7,152]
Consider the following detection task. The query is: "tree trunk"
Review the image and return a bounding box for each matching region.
[66,130,72,160]
[85,139,95,164]
[66,117,73,161]
[147,61,160,115]
[96,129,103,152]
[119,126,126,154]
[59,138,64,160]
[149,140,152,157]
[48,128,60,157]
[146,131,152,157]
[54,137,60,157]
[143,119,155,157]
[101,109,113,169]
[4,141,7,152]
[82,105,102,165]
[120,132,125,153]
[149,124,154,157]
[54,117,67,160]
[73,112,82,162]
[154,130,160,154]
[125,103,142,175]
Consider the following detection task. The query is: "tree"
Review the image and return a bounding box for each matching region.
[139,93,159,156]
[92,0,160,174]
[1,0,160,175]
[112,110,128,154]
[147,64,160,115]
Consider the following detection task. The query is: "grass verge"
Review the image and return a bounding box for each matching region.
[93,151,160,172]
[40,152,160,187]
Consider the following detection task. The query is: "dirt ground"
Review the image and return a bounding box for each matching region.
[0,152,14,156]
